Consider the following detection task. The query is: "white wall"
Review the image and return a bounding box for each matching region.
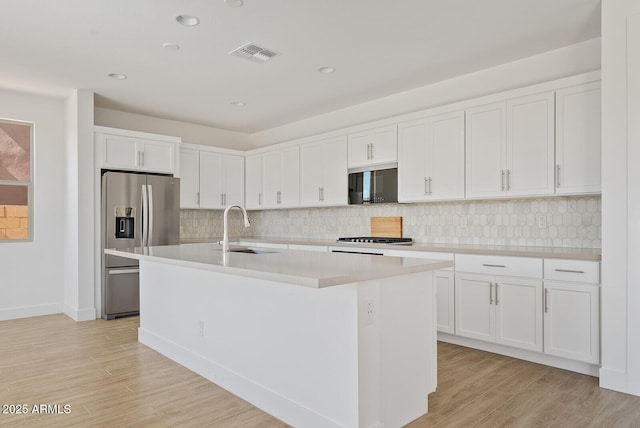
[0,88,67,320]
[600,0,640,396]
[63,90,95,321]
[249,39,601,147]
[94,107,252,150]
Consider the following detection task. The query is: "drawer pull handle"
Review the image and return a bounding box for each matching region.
[544,288,549,313]
[554,269,585,274]
[482,264,506,268]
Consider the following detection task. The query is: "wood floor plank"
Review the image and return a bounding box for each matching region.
[2,314,640,427]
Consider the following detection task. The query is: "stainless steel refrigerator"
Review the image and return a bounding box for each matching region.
[101,171,180,320]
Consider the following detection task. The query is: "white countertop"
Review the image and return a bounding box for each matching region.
[105,243,452,288]
[181,237,601,261]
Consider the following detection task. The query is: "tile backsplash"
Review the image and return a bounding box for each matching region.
[181,195,601,248]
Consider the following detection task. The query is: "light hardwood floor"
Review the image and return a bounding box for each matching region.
[1,314,639,427]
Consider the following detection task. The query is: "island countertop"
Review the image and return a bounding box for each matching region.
[105,243,452,288]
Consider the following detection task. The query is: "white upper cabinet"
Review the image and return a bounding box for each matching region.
[262,146,300,209]
[179,148,200,208]
[98,128,178,175]
[347,125,397,168]
[506,92,555,196]
[221,154,245,207]
[555,82,601,194]
[179,147,244,209]
[465,102,507,198]
[466,92,555,198]
[300,136,348,206]
[245,154,263,210]
[398,110,465,202]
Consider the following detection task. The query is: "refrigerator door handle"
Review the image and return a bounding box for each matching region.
[141,184,149,246]
[147,184,154,245]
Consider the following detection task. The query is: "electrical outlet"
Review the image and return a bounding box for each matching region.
[365,300,375,325]
[537,215,547,229]
[197,320,205,337]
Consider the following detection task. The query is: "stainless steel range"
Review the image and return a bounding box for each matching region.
[337,237,413,245]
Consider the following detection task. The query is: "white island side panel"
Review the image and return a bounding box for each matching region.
[138,259,435,428]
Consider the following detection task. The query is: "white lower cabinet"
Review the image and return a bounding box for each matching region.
[455,272,543,352]
[543,281,600,364]
[435,270,455,334]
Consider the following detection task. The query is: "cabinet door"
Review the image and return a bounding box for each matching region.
[322,136,348,205]
[104,135,139,170]
[398,119,428,202]
[347,125,397,168]
[370,125,398,165]
[436,270,455,334]
[223,155,245,207]
[544,282,600,364]
[555,82,601,194]
[347,132,371,168]
[494,277,543,352]
[140,140,174,173]
[506,92,555,196]
[245,154,263,209]
[300,141,325,206]
[279,146,300,207]
[455,273,494,341]
[428,111,465,200]
[465,102,506,198]
[180,149,200,208]
[199,152,223,209]
[262,151,281,208]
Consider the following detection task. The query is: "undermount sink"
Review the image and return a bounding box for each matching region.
[229,247,278,254]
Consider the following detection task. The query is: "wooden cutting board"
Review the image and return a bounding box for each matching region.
[370,216,403,238]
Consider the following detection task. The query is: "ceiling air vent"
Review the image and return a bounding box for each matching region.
[229,42,278,63]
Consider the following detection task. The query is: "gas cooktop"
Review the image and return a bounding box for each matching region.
[337,237,413,245]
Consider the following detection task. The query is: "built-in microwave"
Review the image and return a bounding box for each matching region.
[348,167,398,204]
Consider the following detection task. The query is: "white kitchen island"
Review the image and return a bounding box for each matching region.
[105,243,452,428]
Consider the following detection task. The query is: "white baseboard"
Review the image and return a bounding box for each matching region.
[0,303,63,321]
[599,367,631,393]
[63,305,97,322]
[138,327,342,428]
[438,333,600,377]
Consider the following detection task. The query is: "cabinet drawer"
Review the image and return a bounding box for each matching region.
[544,259,600,284]
[455,254,542,278]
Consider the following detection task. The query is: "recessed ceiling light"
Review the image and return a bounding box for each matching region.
[108,73,127,80]
[231,101,246,107]
[176,15,200,26]
[225,0,244,7]
[318,66,336,74]
[162,42,180,51]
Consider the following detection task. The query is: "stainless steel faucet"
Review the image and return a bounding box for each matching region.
[220,205,251,252]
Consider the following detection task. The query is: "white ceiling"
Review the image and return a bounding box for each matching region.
[0,0,600,134]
